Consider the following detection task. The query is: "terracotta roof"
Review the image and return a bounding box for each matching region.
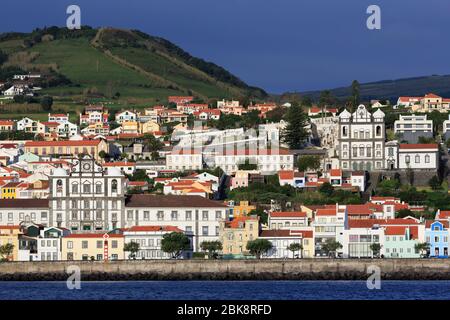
[125,195,228,208]
[399,144,438,150]
[270,211,307,218]
[278,170,294,180]
[424,93,441,98]
[426,220,449,228]
[0,225,20,230]
[316,208,336,216]
[226,216,258,228]
[0,120,14,126]
[126,225,183,233]
[330,169,342,176]
[104,162,136,167]
[25,140,102,147]
[64,233,123,239]
[346,204,373,216]
[385,226,418,239]
[0,199,49,208]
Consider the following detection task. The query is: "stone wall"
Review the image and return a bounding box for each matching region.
[1,259,450,280]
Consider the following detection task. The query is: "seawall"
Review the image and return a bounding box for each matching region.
[1,259,450,280]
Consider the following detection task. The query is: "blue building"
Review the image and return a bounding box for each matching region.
[425,220,449,258]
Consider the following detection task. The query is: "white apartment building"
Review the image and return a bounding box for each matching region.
[36,227,69,261]
[57,121,79,138]
[394,114,433,143]
[312,205,347,257]
[115,110,137,124]
[260,229,314,258]
[0,199,49,226]
[268,211,308,229]
[16,117,34,131]
[123,225,193,259]
[338,105,386,171]
[124,194,229,252]
[166,149,203,171]
[214,148,293,175]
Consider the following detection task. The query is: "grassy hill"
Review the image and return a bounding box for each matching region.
[0,26,266,109]
[299,75,450,103]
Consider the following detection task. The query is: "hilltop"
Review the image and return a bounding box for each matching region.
[298,74,450,103]
[0,26,266,105]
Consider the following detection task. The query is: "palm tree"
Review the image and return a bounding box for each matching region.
[287,243,303,259]
[415,242,430,258]
[369,243,382,258]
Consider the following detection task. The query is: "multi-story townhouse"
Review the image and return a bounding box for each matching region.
[115,110,137,124]
[219,216,259,257]
[214,148,293,175]
[0,199,49,227]
[24,139,108,161]
[338,105,385,171]
[16,117,33,131]
[61,233,125,261]
[0,225,21,261]
[394,114,433,143]
[48,113,70,124]
[37,227,70,261]
[166,149,203,171]
[123,225,193,259]
[177,103,209,114]
[312,205,347,257]
[396,96,421,108]
[229,201,256,218]
[268,211,308,229]
[425,220,449,258]
[260,229,314,258]
[57,121,79,138]
[343,218,423,258]
[413,93,450,113]
[81,122,110,136]
[49,156,126,231]
[0,120,14,132]
[125,194,229,252]
[194,109,221,121]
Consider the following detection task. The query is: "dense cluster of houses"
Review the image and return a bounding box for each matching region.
[0,92,450,261]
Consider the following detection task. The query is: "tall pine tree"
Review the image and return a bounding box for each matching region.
[282,103,309,149]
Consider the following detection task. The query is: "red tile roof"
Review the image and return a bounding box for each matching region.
[25,140,102,147]
[260,229,313,238]
[126,226,183,233]
[64,233,123,238]
[270,211,307,218]
[399,143,438,150]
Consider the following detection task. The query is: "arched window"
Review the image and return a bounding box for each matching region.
[71,182,78,194]
[405,155,410,164]
[56,179,63,192]
[342,126,347,137]
[415,155,420,163]
[376,126,382,136]
[365,130,370,139]
[354,131,358,139]
[112,179,118,193]
[425,155,430,163]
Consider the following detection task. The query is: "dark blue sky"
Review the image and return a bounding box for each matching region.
[1,0,449,93]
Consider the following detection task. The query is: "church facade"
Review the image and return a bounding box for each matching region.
[338,105,386,171]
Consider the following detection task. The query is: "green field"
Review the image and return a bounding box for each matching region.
[29,38,184,100]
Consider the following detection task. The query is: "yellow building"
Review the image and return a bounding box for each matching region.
[122,121,140,134]
[24,140,108,161]
[1,181,21,199]
[0,226,21,261]
[61,233,125,261]
[220,216,259,256]
[140,120,160,134]
[232,201,256,217]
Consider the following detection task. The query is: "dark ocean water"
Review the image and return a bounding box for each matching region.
[0,281,448,300]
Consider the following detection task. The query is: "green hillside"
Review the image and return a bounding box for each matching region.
[0,26,266,106]
[300,75,450,103]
